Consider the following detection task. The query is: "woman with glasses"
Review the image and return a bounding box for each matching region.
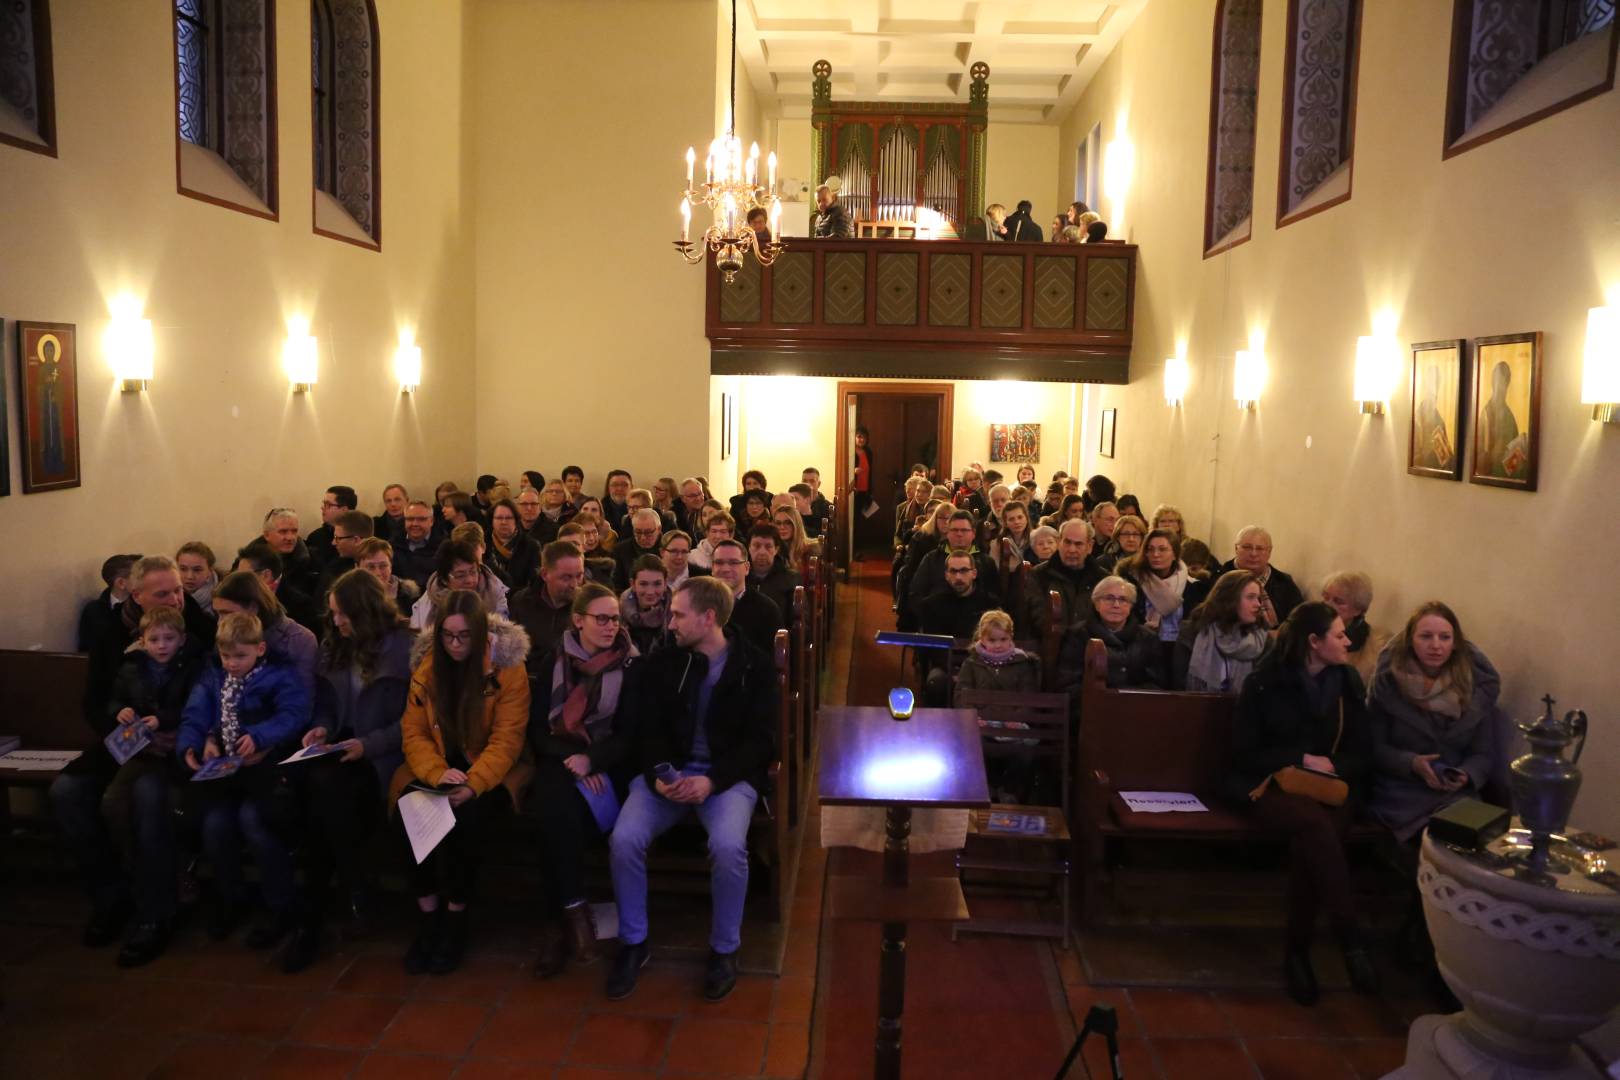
[659,530,694,589]
[772,506,816,574]
[410,540,510,630]
[392,589,532,975]
[529,582,640,977]
[485,498,542,590]
[1116,529,1190,668]
[1059,575,1165,689]
[1097,514,1147,572]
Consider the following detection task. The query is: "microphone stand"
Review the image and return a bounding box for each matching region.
[1052,1003,1123,1080]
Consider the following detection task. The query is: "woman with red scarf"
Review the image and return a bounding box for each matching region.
[528,582,640,977]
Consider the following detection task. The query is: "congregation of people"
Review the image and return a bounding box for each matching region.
[806,182,1111,244]
[55,467,836,1006]
[890,465,1504,1007]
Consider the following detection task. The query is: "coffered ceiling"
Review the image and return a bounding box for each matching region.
[734,0,1147,123]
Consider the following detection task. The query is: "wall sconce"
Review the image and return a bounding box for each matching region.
[106,310,155,392]
[284,330,318,392]
[1353,334,1400,415]
[1164,357,1189,406]
[1233,349,1266,409]
[394,338,422,394]
[1582,305,1619,423]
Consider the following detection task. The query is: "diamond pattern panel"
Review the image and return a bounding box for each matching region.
[1086,258,1129,331]
[980,255,1024,328]
[1032,257,1076,329]
[823,252,868,325]
[927,254,970,327]
[875,253,918,325]
[772,252,814,324]
[718,256,762,323]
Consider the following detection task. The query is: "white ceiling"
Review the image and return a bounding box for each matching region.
[734,0,1148,124]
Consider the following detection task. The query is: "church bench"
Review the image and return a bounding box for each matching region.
[0,649,96,789]
[1074,639,1386,925]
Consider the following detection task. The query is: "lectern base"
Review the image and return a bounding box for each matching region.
[1384,1015,1604,1080]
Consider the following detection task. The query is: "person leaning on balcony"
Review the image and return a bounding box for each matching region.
[811,182,853,238]
[985,203,1008,240]
[1001,200,1043,242]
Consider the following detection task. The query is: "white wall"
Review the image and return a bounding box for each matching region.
[0,0,478,651]
[985,121,1062,231]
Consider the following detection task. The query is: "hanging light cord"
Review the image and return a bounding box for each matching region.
[729,0,738,137]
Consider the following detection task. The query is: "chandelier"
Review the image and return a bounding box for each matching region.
[675,0,783,283]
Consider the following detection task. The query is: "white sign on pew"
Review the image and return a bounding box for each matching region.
[1119,791,1209,813]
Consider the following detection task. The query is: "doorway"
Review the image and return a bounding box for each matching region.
[833,381,954,564]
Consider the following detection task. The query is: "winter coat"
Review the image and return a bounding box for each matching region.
[410,566,510,630]
[107,642,208,758]
[1025,558,1105,637]
[393,536,440,592]
[1225,661,1372,807]
[84,595,216,735]
[177,656,313,759]
[313,627,414,789]
[530,631,639,777]
[1366,642,1502,841]
[265,615,319,700]
[630,628,778,794]
[728,587,785,657]
[613,541,663,592]
[485,531,541,591]
[509,584,574,680]
[747,561,802,624]
[1059,615,1166,690]
[957,650,1042,694]
[391,616,533,809]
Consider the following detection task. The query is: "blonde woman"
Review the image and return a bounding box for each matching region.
[1151,504,1185,538]
[1321,571,1388,689]
[772,505,816,573]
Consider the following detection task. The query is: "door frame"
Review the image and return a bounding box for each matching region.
[833,381,954,572]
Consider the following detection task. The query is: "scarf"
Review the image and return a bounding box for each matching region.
[620,589,668,630]
[218,665,262,749]
[972,642,1028,666]
[1344,614,1370,653]
[1186,622,1268,692]
[1391,653,1464,719]
[549,631,631,742]
[1136,564,1188,625]
[493,534,513,560]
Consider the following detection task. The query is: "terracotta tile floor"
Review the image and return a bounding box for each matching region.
[0,559,1443,1078]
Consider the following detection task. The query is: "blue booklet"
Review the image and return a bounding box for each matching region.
[577,779,621,832]
[191,755,244,782]
[985,812,1049,835]
[105,722,152,766]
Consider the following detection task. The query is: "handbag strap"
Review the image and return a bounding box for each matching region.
[1331,697,1344,756]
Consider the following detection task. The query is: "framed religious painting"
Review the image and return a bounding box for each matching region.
[989,423,1040,463]
[1468,331,1541,492]
[1406,339,1467,480]
[15,321,80,493]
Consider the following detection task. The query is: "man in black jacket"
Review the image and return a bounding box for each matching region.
[1001,199,1044,242]
[801,468,832,535]
[232,542,322,634]
[374,483,409,545]
[707,539,783,654]
[905,512,999,624]
[306,486,358,570]
[1024,519,1104,637]
[393,501,441,591]
[254,507,323,600]
[744,524,801,620]
[1218,525,1304,628]
[607,577,777,1004]
[509,541,586,679]
[613,509,665,591]
[810,184,854,237]
[916,550,997,705]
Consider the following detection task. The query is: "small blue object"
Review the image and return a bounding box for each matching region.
[874,630,955,651]
[652,762,680,785]
[887,687,915,720]
[576,779,621,832]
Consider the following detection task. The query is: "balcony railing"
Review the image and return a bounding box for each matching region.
[705,237,1136,383]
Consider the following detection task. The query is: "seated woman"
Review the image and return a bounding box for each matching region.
[1174,570,1268,692]
[652,477,678,517]
[530,583,639,977]
[895,499,952,628]
[773,505,816,575]
[1150,504,1185,538]
[1038,493,1087,532]
[411,539,510,630]
[486,498,541,590]
[1366,601,1500,845]
[953,467,989,518]
[1097,513,1146,572]
[291,569,414,969]
[1320,571,1389,689]
[1028,524,1059,565]
[1227,602,1376,1005]
[355,538,421,610]
[989,500,1036,569]
[619,555,671,654]
[1117,529,1188,668]
[574,497,619,554]
[1059,576,1165,689]
[981,483,1013,537]
[212,570,318,697]
[393,590,531,975]
[689,510,735,572]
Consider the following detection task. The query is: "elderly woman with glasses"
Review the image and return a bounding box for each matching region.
[527,582,639,978]
[1097,514,1147,572]
[1058,575,1166,689]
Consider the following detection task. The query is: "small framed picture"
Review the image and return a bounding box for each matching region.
[1407,339,1467,481]
[1468,332,1541,492]
[1099,407,1117,458]
[720,392,732,461]
[16,320,80,494]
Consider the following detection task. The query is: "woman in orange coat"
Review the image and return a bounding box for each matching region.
[393,589,531,974]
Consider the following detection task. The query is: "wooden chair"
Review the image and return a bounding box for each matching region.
[951,689,1075,946]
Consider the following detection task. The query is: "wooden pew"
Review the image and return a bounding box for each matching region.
[0,649,96,790]
[1073,638,1382,924]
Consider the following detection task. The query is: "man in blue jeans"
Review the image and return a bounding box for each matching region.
[607,576,778,1002]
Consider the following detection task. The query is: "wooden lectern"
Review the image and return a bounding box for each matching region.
[818,706,991,1080]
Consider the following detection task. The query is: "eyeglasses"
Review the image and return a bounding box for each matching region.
[333,533,355,543]
[583,613,621,627]
[712,558,747,567]
[944,567,974,575]
[440,630,474,645]
[1095,594,1132,605]
[1115,531,1143,541]
[663,546,690,556]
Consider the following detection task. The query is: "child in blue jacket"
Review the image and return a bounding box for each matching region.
[179,611,311,946]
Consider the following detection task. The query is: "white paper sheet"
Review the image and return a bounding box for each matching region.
[590,902,618,941]
[1118,791,1209,813]
[278,742,344,765]
[398,788,457,864]
[0,749,83,771]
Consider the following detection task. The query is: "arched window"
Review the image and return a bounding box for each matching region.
[1204,0,1263,256]
[311,0,381,248]
[0,0,56,157]
[1443,0,1618,158]
[1276,0,1362,226]
[174,0,278,219]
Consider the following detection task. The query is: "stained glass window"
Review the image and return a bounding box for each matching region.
[175,0,209,147]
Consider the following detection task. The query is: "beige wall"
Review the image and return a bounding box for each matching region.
[0,0,477,651]
[1058,1,1620,831]
[985,121,1062,232]
[470,0,716,493]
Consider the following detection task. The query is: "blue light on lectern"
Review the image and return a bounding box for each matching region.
[861,753,947,795]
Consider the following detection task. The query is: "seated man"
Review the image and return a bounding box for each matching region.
[674,476,709,536]
[607,577,777,1003]
[801,467,831,534]
[916,550,997,706]
[1023,519,1104,638]
[307,486,358,570]
[1219,525,1303,628]
[810,183,854,238]
[78,553,140,653]
[613,508,665,591]
[253,507,322,599]
[745,523,800,619]
[905,511,998,626]
[509,540,586,679]
[515,486,545,538]
[233,542,322,634]
[374,483,409,545]
[708,538,783,654]
[393,500,441,590]
[317,510,373,597]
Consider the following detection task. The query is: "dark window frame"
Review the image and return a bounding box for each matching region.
[172,0,280,221]
[0,0,58,157]
[310,0,382,251]
[1275,0,1363,228]
[1202,0,1265,258]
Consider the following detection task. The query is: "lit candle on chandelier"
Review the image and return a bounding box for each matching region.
[680,199,691,243]
[769,199,781,243]
[685,146,695,188]
[747,142,759,186]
